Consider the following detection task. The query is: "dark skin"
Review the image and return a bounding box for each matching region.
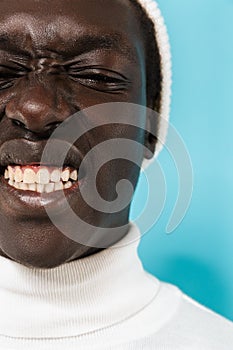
[0,0,156,268]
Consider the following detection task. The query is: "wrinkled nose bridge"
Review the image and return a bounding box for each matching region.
[21,76,58,114]
[33,58,60,74]
[5,74,70,133]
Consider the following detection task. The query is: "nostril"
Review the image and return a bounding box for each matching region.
[45,121,62,131]
[11,118,27,129]
[9,116,62,134]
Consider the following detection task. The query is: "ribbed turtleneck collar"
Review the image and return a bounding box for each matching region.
[0,223,159,339]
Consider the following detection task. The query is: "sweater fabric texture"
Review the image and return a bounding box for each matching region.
[0,223,233,350]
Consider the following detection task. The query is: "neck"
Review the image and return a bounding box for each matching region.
[0,222,159,339]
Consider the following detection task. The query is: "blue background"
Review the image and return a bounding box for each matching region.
[130,0,233,321]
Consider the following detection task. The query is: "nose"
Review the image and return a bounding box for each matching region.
[5,79,72,135]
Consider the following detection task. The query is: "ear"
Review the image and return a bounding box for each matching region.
[143,109,158,159]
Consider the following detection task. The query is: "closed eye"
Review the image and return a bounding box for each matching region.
[0,64,28,90]
[67,67,130,92]
[72,73,122,84]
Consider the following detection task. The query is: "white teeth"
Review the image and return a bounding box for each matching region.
[8,166,14,181]
[36,184,44,193]
[14,182,20,189]
[6,165,78,192]
[15,166,23,182]
[64,181,72,189]
[54,181,63,191]
[19,182,28,190]
[61,169,70,182]
[28,183,36,191]
[36,168,50,185]
[70,170,78,181]
[4,169,9,180]
[8,179,14,186]
[23,168,36,183]
[8,179,74,192]
[5,165,78,183]
[45,183,55,193]
[50,169,61,183]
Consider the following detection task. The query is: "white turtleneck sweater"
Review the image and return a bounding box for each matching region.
[0,223,233,350]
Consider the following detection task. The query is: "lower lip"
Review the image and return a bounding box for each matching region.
[0,175,85,217]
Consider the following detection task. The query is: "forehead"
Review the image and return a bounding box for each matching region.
[0,0,144,58]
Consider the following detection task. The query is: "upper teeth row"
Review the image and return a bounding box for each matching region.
[4,166,78,185]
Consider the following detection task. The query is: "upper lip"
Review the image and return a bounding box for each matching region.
[0,139,84,170]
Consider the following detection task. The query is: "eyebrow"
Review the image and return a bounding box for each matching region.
[0,32,137,63]
[0,33,32,58]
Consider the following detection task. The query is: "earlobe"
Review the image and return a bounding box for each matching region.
[143,111,158,159]
[143,131,156,159]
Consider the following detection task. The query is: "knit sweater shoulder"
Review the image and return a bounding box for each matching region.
[0,223,232,350]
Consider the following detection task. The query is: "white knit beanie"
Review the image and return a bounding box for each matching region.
[136,0,172,163]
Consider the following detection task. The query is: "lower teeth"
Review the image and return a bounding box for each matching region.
[8,180,73,193]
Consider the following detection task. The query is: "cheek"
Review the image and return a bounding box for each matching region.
[0,91,15,120]
[96,158,141,200]
[67,85,140,110]
[85,125,145,201]
[66,67,146,109]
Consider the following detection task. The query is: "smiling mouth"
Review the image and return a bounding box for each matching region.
[0,139,85,195]
[1,164,79,193]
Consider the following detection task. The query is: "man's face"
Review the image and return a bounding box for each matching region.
[0,0,153,268]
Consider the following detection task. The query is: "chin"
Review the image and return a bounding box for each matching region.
[0,244,70,269]
[0,222,87,269]
[0,204,131,268]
